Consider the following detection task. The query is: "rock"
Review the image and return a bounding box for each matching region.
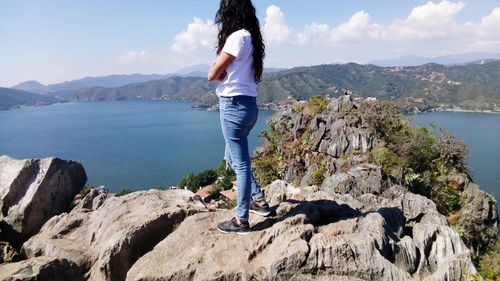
[327,98,340,112]
[0,241,22,263]
[412,224,476,280]
[321,172,356,194]
[22,189,208,281]
[311,122,326,151]
[326,94,355,113]
[458,183,499,253]
[74,186,110,211]
[322,164,387,196]
[347,164,386,195]
[394,236,419,274]
[339,94,354,111]
[0,155,87,244]
[126,180,479,281]
[0,256,84,281]
[292,112,305,138]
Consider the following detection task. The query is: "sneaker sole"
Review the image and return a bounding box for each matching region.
[249,209,271,217]
[217,226,251,236]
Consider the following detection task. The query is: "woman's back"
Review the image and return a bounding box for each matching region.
[216,29,257,97]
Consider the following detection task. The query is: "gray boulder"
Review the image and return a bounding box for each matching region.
[22,189,208,281]
[321,164,387,196]
[0,256,84,281]
[0,155,86,243]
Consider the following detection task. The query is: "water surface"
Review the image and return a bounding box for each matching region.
[0,101,273,191]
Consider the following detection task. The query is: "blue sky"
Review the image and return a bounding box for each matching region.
[1,0,499,86]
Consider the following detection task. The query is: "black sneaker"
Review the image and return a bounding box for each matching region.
[250,199,271,217]
[217,217,251,235]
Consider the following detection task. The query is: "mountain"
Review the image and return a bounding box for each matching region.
[12,80,49,94]
[0,87,60,110]
[176,64,210,77]
[257,61,500,112]
[70,61,500,112]
[12,74,175,95]
[12,68,209,95]
[265,67,288,73]
[371,52,500,67]
[9,61,500,113]
[71,77,218,104]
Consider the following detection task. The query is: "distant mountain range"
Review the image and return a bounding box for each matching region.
[370,52,500,67]
[68,60,500,112]
[11,65,288,97]
[2,60,499,112]
[13,74,174,96]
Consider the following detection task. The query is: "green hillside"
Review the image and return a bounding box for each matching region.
[68,61,500,112]
[0,87,60,110]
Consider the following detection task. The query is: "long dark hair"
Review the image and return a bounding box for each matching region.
[215,0,265,82]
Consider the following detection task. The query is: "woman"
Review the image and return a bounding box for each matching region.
[208,0,270,235]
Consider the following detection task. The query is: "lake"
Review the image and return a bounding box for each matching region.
[0,102,498,208]
[0,101,273,191]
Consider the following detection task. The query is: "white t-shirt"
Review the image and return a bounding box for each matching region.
[216,29,257,97]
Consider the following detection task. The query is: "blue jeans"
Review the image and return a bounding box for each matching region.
[219,95,265,221]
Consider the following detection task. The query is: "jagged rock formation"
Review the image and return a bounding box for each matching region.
[265,95,376,187]
[22,188,208,281]
[256,94,498,257]
[127,180,478,281]
[458,183,499,254]
[0,155,87,244]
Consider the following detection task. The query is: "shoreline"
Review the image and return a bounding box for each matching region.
[3,99,499,115]
[408,107,500,115]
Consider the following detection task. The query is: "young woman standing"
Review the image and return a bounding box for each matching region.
[208,0,270,235]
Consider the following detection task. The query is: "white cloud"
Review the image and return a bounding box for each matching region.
[378,1,466,40]
[119,50,150,64]
[471,7,500,40]
[171,18,217,54]
[168,1,500,68]
[298,1,468,43]
[262,5,292,45]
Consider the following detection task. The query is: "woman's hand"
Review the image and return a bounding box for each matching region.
[218,70,227,81]
[207,52,235,81]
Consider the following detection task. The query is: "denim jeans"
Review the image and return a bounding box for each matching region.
[219,95,265,221]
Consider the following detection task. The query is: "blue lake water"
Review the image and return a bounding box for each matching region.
[409,112,500,209]
[0,101,273,191]
[0,102,498,209]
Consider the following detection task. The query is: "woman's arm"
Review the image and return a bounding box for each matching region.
[207,52,236,81]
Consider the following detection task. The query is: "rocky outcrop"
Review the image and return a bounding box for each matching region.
[458,183,499,254]
[0,155,87,244]
[261,94,498,258]
[0,256,84,281]
[265,95,375,186]
[22,189,208,281]
[126,180,479,281]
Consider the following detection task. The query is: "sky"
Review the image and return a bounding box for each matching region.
[1,0,499,87]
